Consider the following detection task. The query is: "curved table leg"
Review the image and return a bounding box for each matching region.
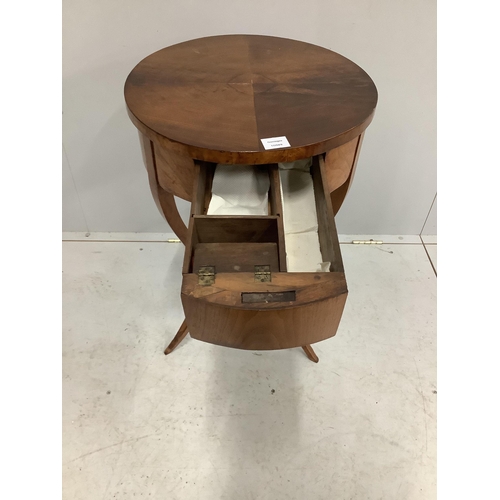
[156,188,188,244]
[302,345,319,363]
[164,319,189,355]
[165,319,320,363]
[139,132,189,244]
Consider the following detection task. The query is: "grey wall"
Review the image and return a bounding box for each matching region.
[421,194,437,236]
[62,0,436,235]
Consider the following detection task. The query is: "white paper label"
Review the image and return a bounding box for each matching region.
[260,136,291,150]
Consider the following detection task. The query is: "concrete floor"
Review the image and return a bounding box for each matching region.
[62,239,436,499]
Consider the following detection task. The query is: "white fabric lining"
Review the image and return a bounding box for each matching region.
[207,164,269,215]
[279,159,330,272]
[205,161,329,273]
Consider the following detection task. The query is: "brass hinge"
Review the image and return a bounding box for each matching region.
[254,265,271,283]
[198,265,215,286]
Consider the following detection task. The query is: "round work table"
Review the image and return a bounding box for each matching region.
[125,34,377,362]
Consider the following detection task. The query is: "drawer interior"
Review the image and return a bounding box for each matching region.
[182,156,343,276]
[189,216,281,274]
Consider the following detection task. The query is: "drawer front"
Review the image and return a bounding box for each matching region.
[182,289,347,350]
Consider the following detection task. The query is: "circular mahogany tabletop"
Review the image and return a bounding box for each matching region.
[125,35,377,164]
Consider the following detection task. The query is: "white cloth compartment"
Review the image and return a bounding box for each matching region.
[207,164,270,215]
[206,160,329,273]
[279,158,330,272]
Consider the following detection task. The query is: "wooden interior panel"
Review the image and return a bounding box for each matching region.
[202,163,216,215]
[193,216,279,244]
[191,162,207,216]
[182,213,197,275]
[192,242,280,273]
[182,163,204,273]
[311,156,344,272]
[268,164,287,271]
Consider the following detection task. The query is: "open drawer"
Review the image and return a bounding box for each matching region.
[181,156,348,350]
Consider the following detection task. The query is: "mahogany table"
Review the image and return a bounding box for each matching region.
[124,35,377,362]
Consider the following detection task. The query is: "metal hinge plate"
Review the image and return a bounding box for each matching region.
[254,265,271,283]
[198,265,215,286]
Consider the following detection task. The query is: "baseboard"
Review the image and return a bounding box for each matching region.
[62,232,428,244]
